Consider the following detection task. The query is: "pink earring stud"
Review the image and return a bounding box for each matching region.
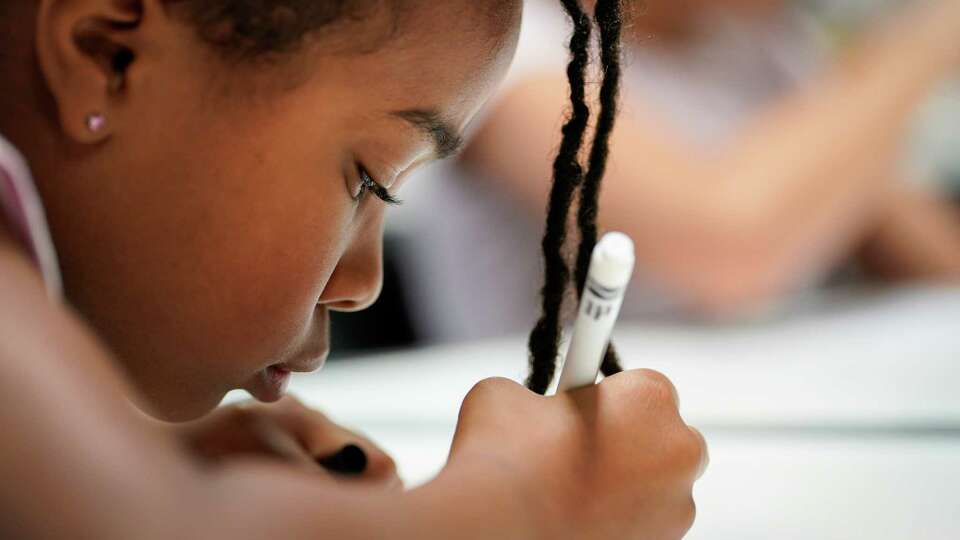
[85,113,106,133]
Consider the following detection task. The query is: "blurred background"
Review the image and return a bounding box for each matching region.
[283,1,960,538]
[331,0,960,357]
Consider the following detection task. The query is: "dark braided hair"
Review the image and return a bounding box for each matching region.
[575,0,626,378]
[526,0,626,394]
[525,0,594,396]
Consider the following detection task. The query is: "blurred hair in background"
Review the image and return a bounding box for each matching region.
[331,0,960,357]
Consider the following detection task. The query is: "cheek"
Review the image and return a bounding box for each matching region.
[77,128,356,383]
[186,158,354,367]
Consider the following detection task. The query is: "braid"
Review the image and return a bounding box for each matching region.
[576,0,626,377]
[527,0,626,392]
[525,0,593,395]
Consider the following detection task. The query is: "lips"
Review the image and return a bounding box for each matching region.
[243,306,330,403]
[285,305,331,372]
[247,365,292,403]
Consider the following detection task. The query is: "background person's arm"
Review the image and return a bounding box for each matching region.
[466,0,960,314]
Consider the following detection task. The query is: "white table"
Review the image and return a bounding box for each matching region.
[283,287,960,539]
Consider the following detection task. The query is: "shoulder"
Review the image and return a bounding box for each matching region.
[0,227,52,338]
[0,214,75,368]
[0,133,63,299]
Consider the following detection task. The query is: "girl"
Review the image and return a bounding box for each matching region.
[0,1,705,538]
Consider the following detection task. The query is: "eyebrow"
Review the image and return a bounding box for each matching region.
[390,109,465,160]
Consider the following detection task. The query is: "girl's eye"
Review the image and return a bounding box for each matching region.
[353,165,402,206]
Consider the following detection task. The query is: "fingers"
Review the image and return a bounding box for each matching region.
[602,369,708,482]
[635,371,707,481]
[269,397,401,489]
[463,372,707,485]
[235,397,401,490]
[456,377,531,431]
[325,435,401,491]
[452,377,532,452]
[247,415,323,472]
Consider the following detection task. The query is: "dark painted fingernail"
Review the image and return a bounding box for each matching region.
[318,444,368,475]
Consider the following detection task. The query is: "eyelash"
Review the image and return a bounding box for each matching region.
[355,165,402,206]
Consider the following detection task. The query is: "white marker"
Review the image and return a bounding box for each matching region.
[556,232,635,393]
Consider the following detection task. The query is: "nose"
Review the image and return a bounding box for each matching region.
[320,228,384,313]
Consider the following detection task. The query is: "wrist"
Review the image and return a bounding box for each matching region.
[407,452,556,540]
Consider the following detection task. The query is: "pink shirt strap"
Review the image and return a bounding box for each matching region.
[0,134,63,301]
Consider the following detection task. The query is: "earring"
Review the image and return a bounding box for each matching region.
[85,113,106,133]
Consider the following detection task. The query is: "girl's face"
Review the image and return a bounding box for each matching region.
[15,1,520,420]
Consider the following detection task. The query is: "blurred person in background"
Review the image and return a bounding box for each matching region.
[396,0,960,344]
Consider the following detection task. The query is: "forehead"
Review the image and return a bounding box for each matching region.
[316,1,522,131]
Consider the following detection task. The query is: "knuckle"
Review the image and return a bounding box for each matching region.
[670,426,706,478]
[466,377,522,402]
[639,369,676,397]
[460,378,528,424]
[687,426,709,478]
[619,369,678,409]
[681,497,697,534]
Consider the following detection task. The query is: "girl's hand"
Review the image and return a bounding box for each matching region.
[447,370,707,539]
[177,396,401,491]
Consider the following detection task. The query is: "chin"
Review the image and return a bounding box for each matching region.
[134,388,230,423]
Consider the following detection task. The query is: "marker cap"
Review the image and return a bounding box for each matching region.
[590,232,635,288]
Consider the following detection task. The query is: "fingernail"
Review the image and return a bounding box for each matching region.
[318,444,368,475]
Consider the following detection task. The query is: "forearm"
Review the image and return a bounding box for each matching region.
[0,244,201,540]
[206,456,540,540]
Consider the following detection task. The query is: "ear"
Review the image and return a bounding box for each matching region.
[35,0,164,144]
